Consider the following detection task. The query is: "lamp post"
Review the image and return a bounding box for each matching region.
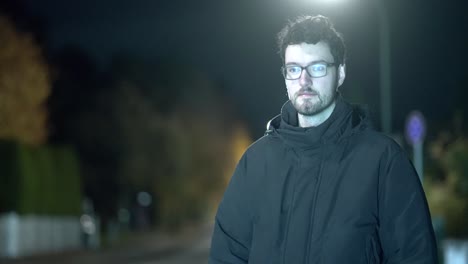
[377,0,392,134]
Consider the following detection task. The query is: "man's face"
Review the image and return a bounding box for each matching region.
[284,41,345,116]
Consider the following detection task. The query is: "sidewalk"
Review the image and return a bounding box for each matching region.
[0,222,213,264]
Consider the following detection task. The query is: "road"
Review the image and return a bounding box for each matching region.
[136,233,210,264]
[127,223,212,264]
[1,223,213,264]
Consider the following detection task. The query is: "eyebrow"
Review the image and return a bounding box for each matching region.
[285,60,331,66]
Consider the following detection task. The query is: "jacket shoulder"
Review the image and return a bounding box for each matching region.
[349,128,404,158]
[243,133,283,157]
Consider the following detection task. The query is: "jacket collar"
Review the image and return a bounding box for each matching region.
[266,96,365,149]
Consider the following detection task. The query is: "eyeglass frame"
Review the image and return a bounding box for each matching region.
[281,61,338,80]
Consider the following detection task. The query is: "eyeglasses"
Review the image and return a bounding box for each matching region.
[281,62,337,80]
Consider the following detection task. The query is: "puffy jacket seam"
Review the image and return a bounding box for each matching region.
[377,149,404,223]
[215,214,251,255]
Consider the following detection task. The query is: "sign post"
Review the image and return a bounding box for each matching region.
[405,111,426,182]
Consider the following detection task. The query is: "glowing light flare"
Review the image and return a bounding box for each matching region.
[137,191,152,207]
[296,0,347,6]
[80,214,96,235]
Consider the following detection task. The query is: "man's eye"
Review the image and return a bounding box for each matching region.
[287,67,301,73]
[311,64,326,72]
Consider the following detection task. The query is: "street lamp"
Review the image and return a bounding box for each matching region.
[377,0,392,134]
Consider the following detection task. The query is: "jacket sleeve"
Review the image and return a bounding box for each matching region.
[209,155,252,264]
[378,149,438,263]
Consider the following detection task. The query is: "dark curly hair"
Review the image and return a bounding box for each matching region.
[277,15,346,65]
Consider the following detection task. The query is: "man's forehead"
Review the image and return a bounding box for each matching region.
[285,42,334,64]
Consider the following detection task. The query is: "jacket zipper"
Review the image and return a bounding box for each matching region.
[305,147,326,263]
[281,150,301,264]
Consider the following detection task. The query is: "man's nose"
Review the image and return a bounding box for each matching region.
[299,69,312,86]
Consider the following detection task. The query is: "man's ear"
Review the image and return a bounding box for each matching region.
[337,64,346,88]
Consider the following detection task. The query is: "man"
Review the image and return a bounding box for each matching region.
[209,15,438,263]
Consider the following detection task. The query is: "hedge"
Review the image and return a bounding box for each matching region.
[0,140,81,216]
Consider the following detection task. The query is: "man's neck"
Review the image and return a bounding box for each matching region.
[298,101,336,128]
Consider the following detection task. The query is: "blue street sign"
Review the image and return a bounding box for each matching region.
[405,111,426,146]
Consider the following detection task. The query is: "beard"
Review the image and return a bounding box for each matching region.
[289,74,340,116]
[291,89,337,116]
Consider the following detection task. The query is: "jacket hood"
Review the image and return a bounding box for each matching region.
[265,96,370,149]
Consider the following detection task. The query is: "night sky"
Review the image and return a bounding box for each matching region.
[10,0,468,139]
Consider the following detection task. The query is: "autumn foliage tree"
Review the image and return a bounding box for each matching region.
[425,132,468,238]
[0,15,50,145]
[109,58,252,229]
[424,115,468,238]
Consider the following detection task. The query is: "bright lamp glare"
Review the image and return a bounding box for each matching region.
[300,0,345,5]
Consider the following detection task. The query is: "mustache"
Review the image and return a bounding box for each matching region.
[296,87,319,95]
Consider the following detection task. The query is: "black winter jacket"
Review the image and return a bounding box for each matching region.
[209,97,438,263]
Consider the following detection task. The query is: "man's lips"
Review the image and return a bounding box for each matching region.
[298,91,318,96]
